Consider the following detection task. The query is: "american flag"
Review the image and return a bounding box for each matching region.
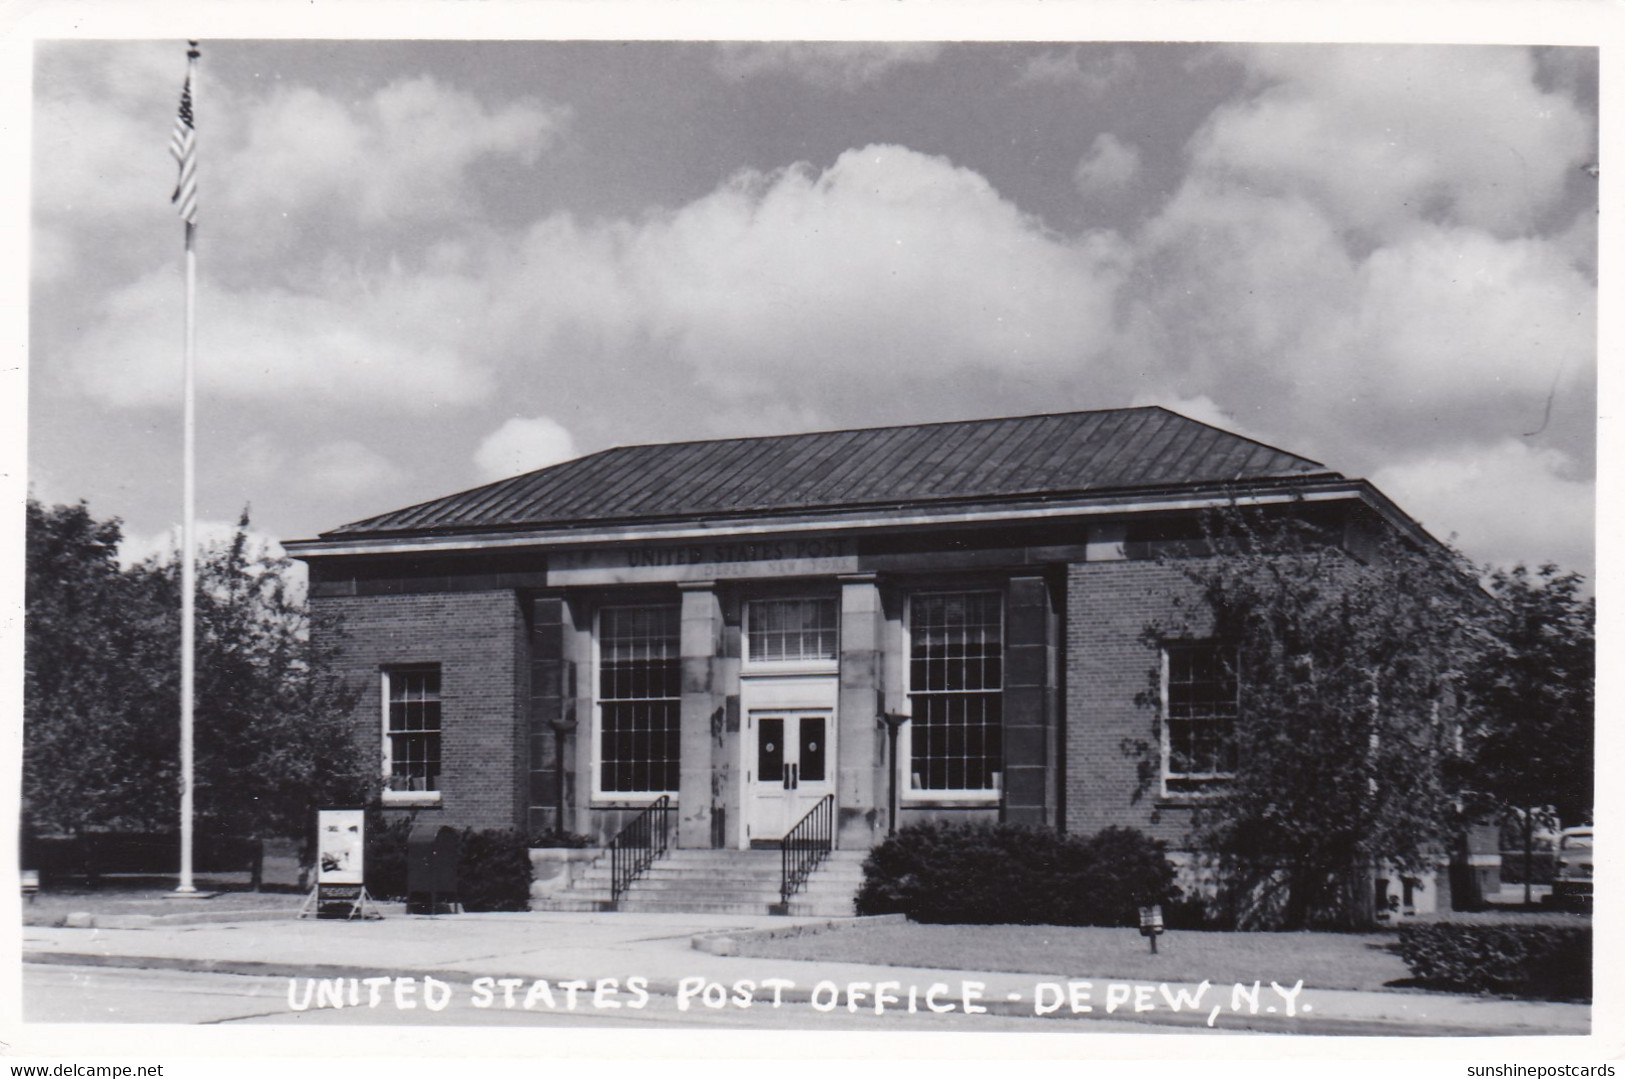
[170,62,198,225]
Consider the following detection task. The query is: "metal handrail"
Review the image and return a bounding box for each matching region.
[609,795,672,906]
[780,794,835,905]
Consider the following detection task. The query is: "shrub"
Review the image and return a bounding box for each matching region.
[855,822,1176,926]
[363,814,413,901]
[362,816,534,911]
[1396,919,1591,1000]
[1498,851,1556,886]
[458,828,534,912]
[529,828,597,849]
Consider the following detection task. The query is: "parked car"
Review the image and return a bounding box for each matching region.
[1551,826,1593,910]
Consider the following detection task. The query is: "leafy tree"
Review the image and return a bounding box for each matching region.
[24,501,177,835]
[1462,564,1593,902]
[24,499,369,844]
[1138,509,1484,929]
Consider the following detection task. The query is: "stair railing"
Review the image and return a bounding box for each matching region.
[609,795,672,907]
[780,794,835,906]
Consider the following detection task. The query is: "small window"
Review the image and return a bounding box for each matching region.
[1163,642,1238,794]
[745,598,837,665]
[384,666,442,796]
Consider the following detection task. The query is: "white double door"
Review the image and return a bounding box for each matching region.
[742,677,837,846]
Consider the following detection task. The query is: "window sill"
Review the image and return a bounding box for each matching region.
[382,791,442,807]
[902,792,1001,807]
[1155,787,1227,807]
[740,662,839,676]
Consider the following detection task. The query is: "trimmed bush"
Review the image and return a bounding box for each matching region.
[458,828,534,912]
[529,828,596,849]
[1396,919,1591,1000]
[363,815,412,901]
[855,822,1177,926]
[360,817,533,911]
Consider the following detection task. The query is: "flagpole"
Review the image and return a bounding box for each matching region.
[175,41,201,896]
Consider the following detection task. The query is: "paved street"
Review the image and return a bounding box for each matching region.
[25,963,1169,1032]
[17,911,1592,1038]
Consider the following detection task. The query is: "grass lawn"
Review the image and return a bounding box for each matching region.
[733,921,1412,992]
[23,878,306,927]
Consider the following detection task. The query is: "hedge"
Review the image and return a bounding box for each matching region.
[363,817,533,912]
[1497,851,1556,886]
[23,832,265,888]
[854,822,1177,926]
[1396,919,1591,1000]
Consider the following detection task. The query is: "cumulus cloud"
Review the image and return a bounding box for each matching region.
[1016,47,1137,93]
[302,441,406,495]
[225,78,567,226]
[1073,133,1141,198]
[1370,440,1594,579]
[118,516,291,569]
[492,145,1128,410]
[65,267,497,410]
[32,54,568,289]
[1195,45,1593,241]
[714,43,944,90]
[474,416,577,481]
[1123,45,1597,483]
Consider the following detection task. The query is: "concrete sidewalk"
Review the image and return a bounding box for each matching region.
[21,911,1589,1037]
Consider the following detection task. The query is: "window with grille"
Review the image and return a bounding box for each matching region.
[907,592,1003,792]
[1163,642,1238,793]
[385,666,441,794]
[597,604,681,794]
[745,597,837,665]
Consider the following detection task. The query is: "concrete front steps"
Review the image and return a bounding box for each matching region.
[529,848,866,917]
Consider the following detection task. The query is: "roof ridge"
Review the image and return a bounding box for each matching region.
[589,404,1162,459]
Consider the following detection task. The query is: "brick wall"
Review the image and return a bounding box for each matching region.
[1064,560,1212,849]
[315,590,527,832]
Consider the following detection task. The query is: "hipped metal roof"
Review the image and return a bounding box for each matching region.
[319,406,1338,541]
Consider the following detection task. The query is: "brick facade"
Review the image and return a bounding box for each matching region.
[1064,559,1211,848]
[316,590,528,832]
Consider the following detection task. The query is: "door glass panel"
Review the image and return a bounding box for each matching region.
[799,716,826,783]
[757,718,784,784]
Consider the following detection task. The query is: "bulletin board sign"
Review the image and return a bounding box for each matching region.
[299,808,380,919]
[318,809,365,884]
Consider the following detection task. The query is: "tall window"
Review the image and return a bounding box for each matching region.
[908,592,1003,792]
[385,666,442,794]
[1163,642,1238,793]
[745,597,837,664]
[598,604,681,794]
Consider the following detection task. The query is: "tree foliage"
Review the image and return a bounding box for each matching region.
[1462,564,1594,828]
[24,499,369,842]
[1139,509,1486,929]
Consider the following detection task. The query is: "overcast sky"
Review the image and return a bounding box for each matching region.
[25,35,1600,580]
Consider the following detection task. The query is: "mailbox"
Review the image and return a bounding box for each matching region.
[407,823,462,914]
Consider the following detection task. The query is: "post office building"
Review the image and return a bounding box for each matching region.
[286,407,1432,907]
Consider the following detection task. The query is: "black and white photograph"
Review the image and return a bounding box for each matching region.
[6,2,1614,1073]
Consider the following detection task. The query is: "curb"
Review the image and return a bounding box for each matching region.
[691,914,906,955]
[23,949,1534,1037]
[27,905,409,930]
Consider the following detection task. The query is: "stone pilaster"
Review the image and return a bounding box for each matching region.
[838,573,886,848]
[678,582,726,848]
